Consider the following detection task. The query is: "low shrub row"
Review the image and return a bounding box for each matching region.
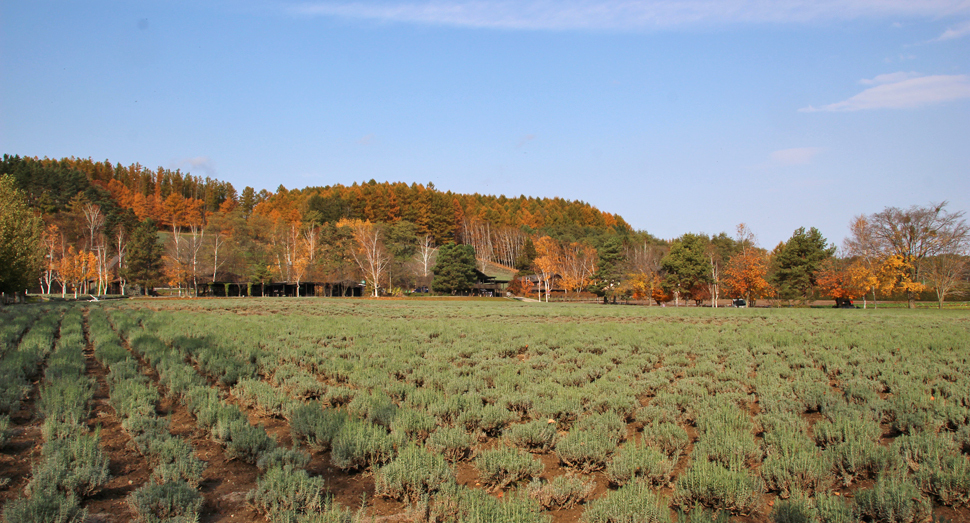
[3,307,109,522]
[87,307,205,522]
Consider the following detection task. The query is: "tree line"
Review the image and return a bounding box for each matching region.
[1,154,967,307]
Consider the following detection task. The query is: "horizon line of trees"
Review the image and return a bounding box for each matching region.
[1,154,968,307]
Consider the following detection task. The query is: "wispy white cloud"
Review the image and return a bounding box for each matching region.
[358,133,376,145]
[289,1,970,30]
[174,156,216,176]
[935,19,970,40]
[800,72,970,112]
[770,147,824,166]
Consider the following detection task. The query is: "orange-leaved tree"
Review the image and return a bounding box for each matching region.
[723,248,773,306]
[816,258,877,307]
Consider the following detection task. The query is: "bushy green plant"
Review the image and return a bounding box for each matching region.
[761,425,832,497]
[826,438,897,487]
[330,419,395,470]
[390,408,438,443]
[506,420,559,453]
[347,392,398,428]
[29,433,111,497]
[918,454,970,508]
[530,396,582,428]
[217,418,277,464]
[148,437,206,486]
[814,492,854,523]
[555,429,617,472]
[854,476,932,523]
[428,483,550,523]
[427,426,473,462]
[605,440,675,487]
[574,412,627,443]
[256,447,312,472]
[672,460,763,515]
[640,421,690,458]
[247,465,327,520]
[375,445,456,503]
[232,378,293,418]
[479,404,518,436]
[0,414,11,448]
[289,403,347,450]
[1,484,86,523]
[526,474,595,509]
[475,447,543,490]
[127,480,203,523]
[581,480,671,523]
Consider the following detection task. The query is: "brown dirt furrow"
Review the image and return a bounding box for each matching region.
[82,312,153,521]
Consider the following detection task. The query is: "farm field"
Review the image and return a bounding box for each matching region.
[1,299,969,523]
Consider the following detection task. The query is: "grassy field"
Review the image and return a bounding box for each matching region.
[1,298,968,523]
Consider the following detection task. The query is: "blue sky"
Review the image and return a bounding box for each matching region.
[2,0,969,248]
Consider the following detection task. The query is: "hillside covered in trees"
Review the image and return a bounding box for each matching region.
[2,154,966,307]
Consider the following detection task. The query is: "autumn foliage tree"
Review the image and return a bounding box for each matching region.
[816,258,877,308]
[723,248,773,306]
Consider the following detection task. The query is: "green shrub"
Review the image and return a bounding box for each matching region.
[1,485,86,523]
[526,474,595,509]
[640,421,690,458]
[770,493,815,523]
[127,480,203,523]
[375,445,456,503]
[0,415,12,448]
[427,426,473,462]
[38,379,95,425]
[30,433,111,497]
[389,408,438,443]
[330,419,395,470]
[814,492,853,523]
[429,483,550,523]
[555,429,617,472]
[475,447,543,490]
[506,420,559,453]
[574,412,627,443]
[479,404,518,436]
[917,454,970,508]
[215,418,277,464]
[256,447,311,472]
[605,440,675,487]
[289,403,347,450]
[672,460,763,515]
[854,476,932,523]
[826,439,897,486]
[761,426,832,497]
[232,378,293,418]
[581,480,671,523]
[148,438,206,486]
[530,396,582,428]
[347,392,398,428]
[247,465,327,519]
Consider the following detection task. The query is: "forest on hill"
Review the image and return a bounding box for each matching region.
[1,154,967,308]
[0,154,648,297]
